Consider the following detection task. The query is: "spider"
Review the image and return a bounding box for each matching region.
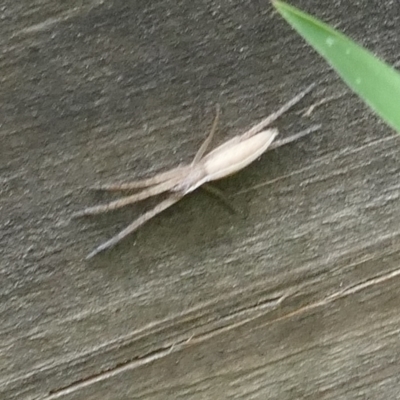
[74,83,319,258]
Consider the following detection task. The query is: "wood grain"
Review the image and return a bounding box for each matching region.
[1,1,400,399]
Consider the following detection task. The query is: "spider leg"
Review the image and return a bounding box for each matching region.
[201,184,240,214]
[89,105,220,193]
[86,194,183,259]
[91,166,188,191]
[74,177,182,217]
[239,82,316,141]
[192,104,220,165]
[268,124,321,150]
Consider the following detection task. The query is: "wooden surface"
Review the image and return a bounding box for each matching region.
[2,1,400,399]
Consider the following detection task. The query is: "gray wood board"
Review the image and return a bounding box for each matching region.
[1,1,400,399]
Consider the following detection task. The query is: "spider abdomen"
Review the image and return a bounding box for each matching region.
[202,128,278,182]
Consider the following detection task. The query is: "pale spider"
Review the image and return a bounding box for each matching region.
[75,83,319,258]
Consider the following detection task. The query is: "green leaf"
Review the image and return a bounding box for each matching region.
[273,1,400,133]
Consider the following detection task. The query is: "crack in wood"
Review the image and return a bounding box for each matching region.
[44,267,400,398]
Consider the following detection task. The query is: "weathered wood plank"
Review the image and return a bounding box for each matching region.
[1,1,400,399]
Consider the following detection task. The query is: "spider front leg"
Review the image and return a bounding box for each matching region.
[73,176,184,217]
[85,193,184,259]
[91,166,188,192]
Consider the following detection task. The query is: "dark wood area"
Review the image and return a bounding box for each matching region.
[1,1,400,399]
